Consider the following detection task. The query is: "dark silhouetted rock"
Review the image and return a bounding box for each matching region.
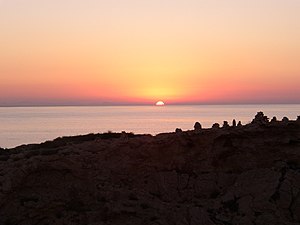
[0,114,299,225]
[121,131,129,140]
[237,121,242,127]
[194,122,202,131]
[175,128,182,133]
[0,155,9,161]
[282,117,289,123]
[212,123,220,129]
[232,119,236,127]
[252,111,269,125]
[297,116,300,121]
[222,121,229,128]
[271,116,277,123]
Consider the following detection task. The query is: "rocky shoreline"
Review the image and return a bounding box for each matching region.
[0,112,300,225]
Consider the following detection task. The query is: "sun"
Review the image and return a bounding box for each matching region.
[155,101,165,106]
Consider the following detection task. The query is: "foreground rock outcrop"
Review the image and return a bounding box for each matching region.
[0,113,300,225]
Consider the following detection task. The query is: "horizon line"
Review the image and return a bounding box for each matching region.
[1,102,300,107]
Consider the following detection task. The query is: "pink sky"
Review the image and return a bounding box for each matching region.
[0,0,300,105]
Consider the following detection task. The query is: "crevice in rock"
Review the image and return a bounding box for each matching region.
[288,189,299,221]
[270,167,287,202]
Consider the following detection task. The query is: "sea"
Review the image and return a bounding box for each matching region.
[0,104,299,148]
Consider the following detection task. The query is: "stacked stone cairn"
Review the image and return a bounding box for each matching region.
[251,111,269,125]
[194,122,202,133]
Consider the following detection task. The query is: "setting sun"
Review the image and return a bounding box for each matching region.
[156,101,165,106]
[0,0,299,106]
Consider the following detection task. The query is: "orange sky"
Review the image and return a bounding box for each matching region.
[0,0,300,105]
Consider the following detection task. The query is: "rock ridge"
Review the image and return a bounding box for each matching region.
[0,112,300,225]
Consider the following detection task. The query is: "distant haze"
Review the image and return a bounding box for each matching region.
[0,0,300,106]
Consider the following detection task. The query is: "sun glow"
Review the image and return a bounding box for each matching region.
[0,1,299,106]
[155,101,165,106]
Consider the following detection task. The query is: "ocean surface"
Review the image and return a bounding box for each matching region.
[0,104,299,148]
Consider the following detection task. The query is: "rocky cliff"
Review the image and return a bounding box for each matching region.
[0,114,300,225]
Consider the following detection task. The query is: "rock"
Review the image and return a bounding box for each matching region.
[223,121,229,128]
[194,122,202,131]
[212,123,220,129]
[282,117,289,123]
[189,207,215,225]
[0,113,299,225]
[271,116,277,123]
[0,155,9,161]
[175,128,182,133]
[252,112,269,125]
[1,178,12,193]
[120,131,129,140]
[232,119,236,127]
[24,150,40,158]
[40,148,59,155]
[237,121,242,127]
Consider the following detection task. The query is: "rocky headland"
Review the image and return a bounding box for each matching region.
[0,112,300,225]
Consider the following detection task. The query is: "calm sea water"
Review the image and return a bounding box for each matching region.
[0,105,299,148]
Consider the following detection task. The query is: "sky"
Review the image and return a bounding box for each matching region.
[0,0,300,106]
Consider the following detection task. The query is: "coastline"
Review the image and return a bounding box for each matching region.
[1,104,300,149]
[0,113,300,224]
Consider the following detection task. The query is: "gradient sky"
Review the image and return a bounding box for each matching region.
[0,0,300,105]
